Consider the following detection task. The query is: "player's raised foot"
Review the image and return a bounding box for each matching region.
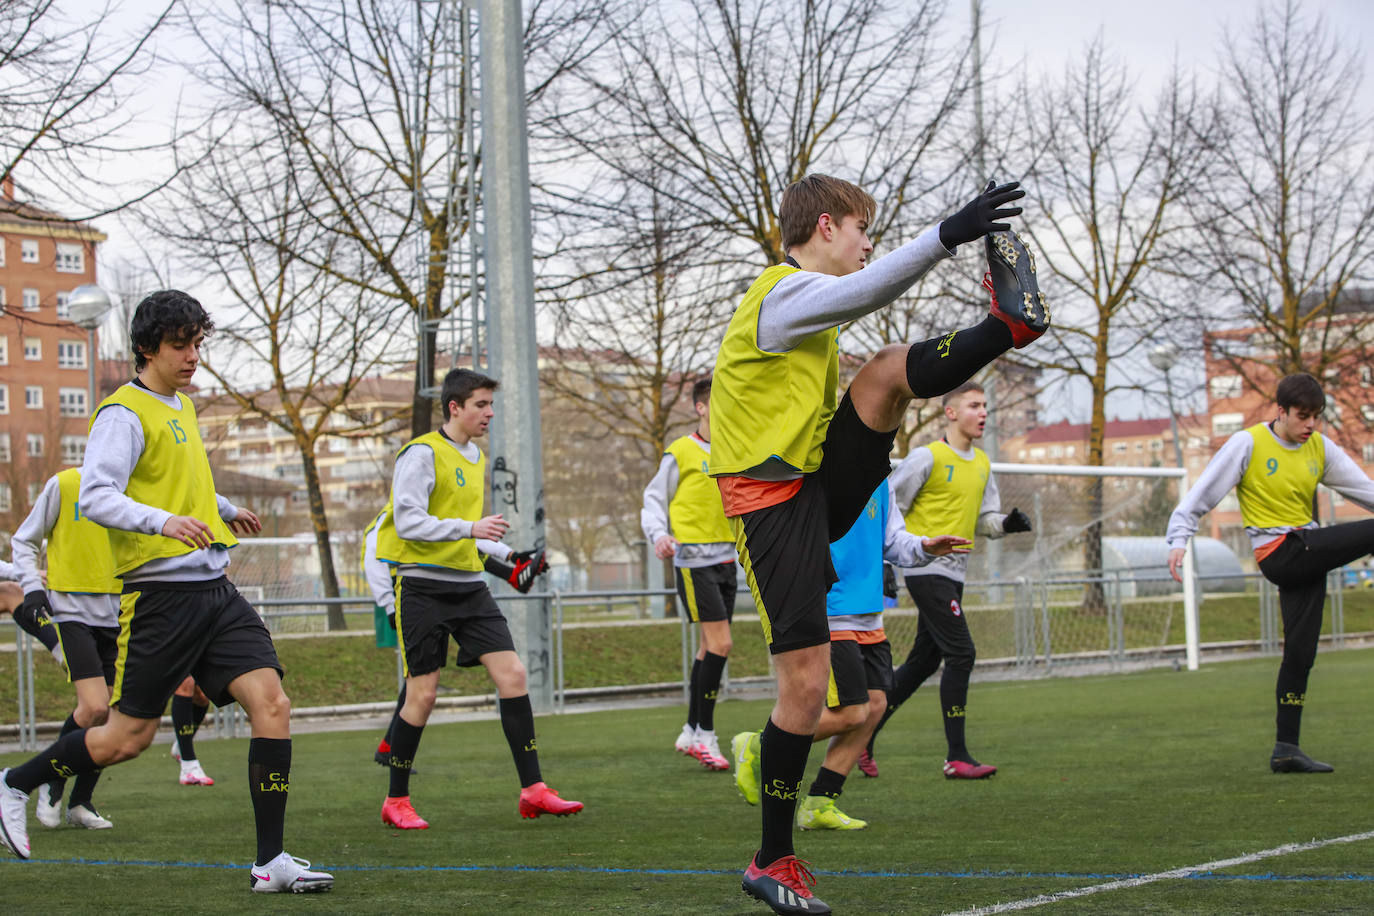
[796,795,868,831]
[249,851,334,893]
[742,853,831,915]
[693,731,730,771]
[179,760,215,786]
[66,804,113,830]
[519,781,583,818]
[381,795,429,829]
[0,769,31,859]
[984,230,1049,349]
[857,748,879,778]
[1270,742,1333,774]
[732,730,761,805]
[943,759,997,780]
[674,723,696,756]
[35,782,63,828]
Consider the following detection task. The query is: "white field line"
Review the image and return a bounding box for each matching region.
[944,829,1374,915]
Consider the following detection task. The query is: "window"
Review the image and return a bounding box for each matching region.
[26,433,43,457]
[1364,443,1374,464]
[20,239,38,263]
[0,433,9,462]
[0,384,7,414]
[58,387,87,417]
[1361,404,1374,423]
[0,336,6,365]
[1066,445,1076,458]
[55,243,83,273]
[1113,442,1129,454]
[1029,447,1046,460]
[1151,439,1163,451]
[0,236,5,266]
[26,483,39,504]
[1049,444,1063,458]
[1134,441,1144,452]
[1209,375,1243,400]
[57,339,86,369]
[60,435,85,465]
[1213,413,1244,437]
[1361,366,1373,388]
[0,484,9,512]
[23,336,40,361]
[22,288,39,311]
[25,385,42,409]
[56,291,70,319]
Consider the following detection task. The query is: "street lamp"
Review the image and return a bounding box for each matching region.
[66,284,113,419]
[1149,341,1201,669]
[1148,344,1185,469]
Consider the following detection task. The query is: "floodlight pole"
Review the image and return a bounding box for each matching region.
[479,0,553,711]
[1151,344,1200,671]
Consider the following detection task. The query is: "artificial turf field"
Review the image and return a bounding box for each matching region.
[1,649,1371,915]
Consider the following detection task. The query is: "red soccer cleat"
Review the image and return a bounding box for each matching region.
[381,795,429,829]
[984,230,1049,349]
[519,781,583,819]
[857,749,879,778]
[742,853,831,914]
[943,759,997,780]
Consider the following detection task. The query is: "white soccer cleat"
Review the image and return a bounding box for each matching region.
[0,769,31,859]
[170,742,182,762]
[250,851,334,894]
[693,731,730,771]
[66,804,113,830]
[179,760,215,786]
[674,723,696,756]
[35,783,62,829]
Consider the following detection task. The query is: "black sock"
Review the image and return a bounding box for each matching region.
[499,695,543,788]
[940,663,973,762]
[68,769,103,809]
[172,695,198,761]
[6,728,97,794]
[387,715,424,798]
[807,766,846,799]
[42,713,81,801]
[12,604,59,652]
[1274,670,1307,745]
[686,659,701,730]
[757,718,813,868]
[382,683,408,750]
[248,737,291,867]
[905,316,1013,398]
[697,652,727,732]
[192,700,209,729]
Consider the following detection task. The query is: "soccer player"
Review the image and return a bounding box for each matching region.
[169,676,215,786]
[12,468,122,829]
[864,381,1032,779]
[374,367,578,830]
[641,376,737,771]
[735,479,967,831]
[0,290,333,893]
[711,174,1046,914]
[1167,372,1374,773]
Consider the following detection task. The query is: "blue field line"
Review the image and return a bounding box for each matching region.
[3,857,1373,883]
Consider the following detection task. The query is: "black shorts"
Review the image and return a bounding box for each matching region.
[826,637,893,708]
[396,576,515,677]
[816,391,900,543]
[904,574,975,659]
[112,577,282,719]
[675,562,738,623]
[56,620,119,685]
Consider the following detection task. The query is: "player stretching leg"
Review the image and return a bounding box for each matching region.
[374,368,575,830]
[13,469,122,829]
[1168,372,1374,773]
[641,376,738,771]
[713,174,1047,914]
[865,381,1032,779]
[0,290,332,892]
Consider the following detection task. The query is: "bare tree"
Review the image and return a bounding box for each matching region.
[1187,0,1374,430]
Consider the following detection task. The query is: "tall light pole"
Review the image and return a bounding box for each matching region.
[67,284,113,418]
[1149,342,1201,669]
[1149,344,1185,469]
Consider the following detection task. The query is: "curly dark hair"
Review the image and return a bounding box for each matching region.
[130,290,215,371]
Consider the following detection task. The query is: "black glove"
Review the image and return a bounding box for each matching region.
[939,180,1025,249]
[386,610,397,631]
[14,590,59,652]
[881,563,898,600]
[1003,507,1032,533]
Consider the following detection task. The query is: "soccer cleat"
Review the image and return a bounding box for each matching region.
[249,851,334,893]
[1270,742,1334,774]
[35,783,63,828]
[179,760,215,786]
[519,782,583,818]
[796,795,868,831]
[693,731,730,771]
[732,730,761,805]
[857,749,879,778]
[381,795,430,830]
[170,741,183,762]
[944,759,998,780]
[66,804,113,830]
[984,229,1049,348]
[0,769,31,859]
[742,853,831,915]
[674,723,696,756]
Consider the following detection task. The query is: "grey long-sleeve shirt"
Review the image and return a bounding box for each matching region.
[639,436,736,569]
[1166,426,1374,553]
[11,474,119,626]
[890,442,1010,583]
[391,437,511,584]
[0,559,18,581]
[79,382,242,583]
